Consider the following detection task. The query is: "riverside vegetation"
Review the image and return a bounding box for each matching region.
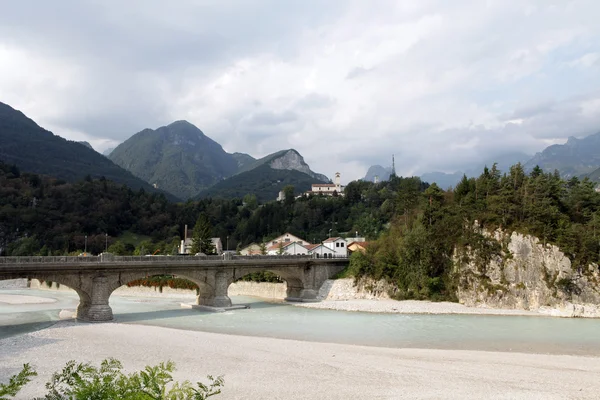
[2,160,600,302]
[0,359,223,400]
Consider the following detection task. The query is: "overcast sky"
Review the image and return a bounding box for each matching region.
[1,0,599,182]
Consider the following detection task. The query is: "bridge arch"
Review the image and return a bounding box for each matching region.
[231,266,319,301]
[0,275,95,321]
[108,271,218,307]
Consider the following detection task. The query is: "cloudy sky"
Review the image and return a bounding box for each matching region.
[1,0,599,182]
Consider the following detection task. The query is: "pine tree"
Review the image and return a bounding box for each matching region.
[259,242,267,255]
[190,214,215,255]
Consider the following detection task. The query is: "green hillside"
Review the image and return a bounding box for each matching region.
[0,102,172,199]
[109,121,239,200]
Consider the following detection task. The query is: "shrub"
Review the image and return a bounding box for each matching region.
[0,359,223,399]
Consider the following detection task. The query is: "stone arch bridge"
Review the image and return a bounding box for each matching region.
[0,254,348,322]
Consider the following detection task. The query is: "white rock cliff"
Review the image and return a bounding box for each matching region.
[456,230,600,317]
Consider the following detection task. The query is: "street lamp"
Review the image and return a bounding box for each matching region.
[226,235,229,252]
[84,235,87,255]
[328,229,332,238]
[105,233,108,252]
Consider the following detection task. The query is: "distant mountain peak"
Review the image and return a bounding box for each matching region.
[168,120,195,128]
[269,149,325,179]
[566,136,579,146]
[364,165,392,182]
[109,120,238,200]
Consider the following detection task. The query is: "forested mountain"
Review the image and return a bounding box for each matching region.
[525,132,600,177]
[0,102,167,197]
[232,152,255,170]
[200,149,329,201]
[78,141,94,150]
[109,121,239,200]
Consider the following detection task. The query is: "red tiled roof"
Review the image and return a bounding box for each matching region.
[267,243,288,251]
[305,244,320,250]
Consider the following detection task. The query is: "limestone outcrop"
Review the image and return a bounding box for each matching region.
[456,230,600,317]
[269,150,329,182]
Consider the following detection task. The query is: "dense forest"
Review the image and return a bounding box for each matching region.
[0,160,406,256]
[351,164,600,300]
[2,161,600,302]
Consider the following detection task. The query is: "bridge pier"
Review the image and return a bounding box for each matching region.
[195,270,231,307]
[212,270,232,307]
[77,276,114,322]
[285,285,319,302]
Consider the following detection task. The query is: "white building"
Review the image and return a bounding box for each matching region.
[323,237,348,257]
[306,243,339,258]
[305,172,345,197]
[267,233,310,247]
[267,242,309,255]
[179,237,223,255]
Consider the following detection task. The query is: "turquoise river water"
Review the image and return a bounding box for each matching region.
[1,289,599,356]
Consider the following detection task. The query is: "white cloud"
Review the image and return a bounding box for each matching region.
[0,0,599,183]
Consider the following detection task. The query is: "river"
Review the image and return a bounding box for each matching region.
[1,288,599,356]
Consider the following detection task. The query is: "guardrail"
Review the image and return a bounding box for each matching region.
[0,254,348,264]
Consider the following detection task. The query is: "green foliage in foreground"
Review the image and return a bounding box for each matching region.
[1,359,223,400]
[0,363,37,400]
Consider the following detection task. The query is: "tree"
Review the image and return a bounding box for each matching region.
[191,214,215,255]
[0,363,36,399]
[1,359,223,399]
[107,241,127,255]
[282,185,295,206]
[276,242,285,255]
[259,242,267,255]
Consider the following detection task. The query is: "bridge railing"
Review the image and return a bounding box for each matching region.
[0,256,101,264]
[0,254,348,264]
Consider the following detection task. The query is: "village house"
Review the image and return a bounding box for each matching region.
[306,243,339,258]
[347,241,373,254]
[323,237,348,257]
[239,243,262,255]
[267,241,309,255]
[178,224,224,255]
[268,232,310,247]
